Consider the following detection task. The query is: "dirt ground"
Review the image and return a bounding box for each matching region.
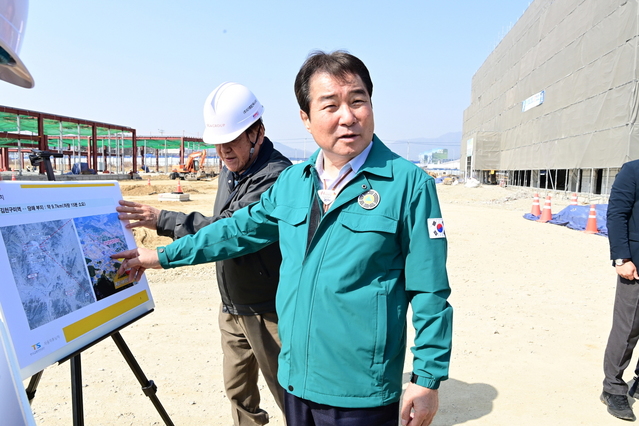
[24,176,634,425]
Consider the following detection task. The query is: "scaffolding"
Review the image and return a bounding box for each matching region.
[462,0,639,197]
[0,105,207,176]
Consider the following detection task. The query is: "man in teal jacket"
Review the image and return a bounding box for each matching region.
[115,50,452,426]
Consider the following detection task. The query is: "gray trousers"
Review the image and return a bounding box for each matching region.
[603,276,639,395]
[219,304,285,426]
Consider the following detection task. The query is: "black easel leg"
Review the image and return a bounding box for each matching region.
[71,355,84,426]
[26,370,44,403]
[111,332,174,426]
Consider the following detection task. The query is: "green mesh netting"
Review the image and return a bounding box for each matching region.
[0,111,205,150]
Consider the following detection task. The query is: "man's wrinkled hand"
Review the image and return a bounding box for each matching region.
[116,200,160,230]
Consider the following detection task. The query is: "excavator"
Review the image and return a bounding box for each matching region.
[169,151,217,180]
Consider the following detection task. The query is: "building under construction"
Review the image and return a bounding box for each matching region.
[462,0,639,197]
[0,105,210,180]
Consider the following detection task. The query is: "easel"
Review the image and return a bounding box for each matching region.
[25,150,174,426]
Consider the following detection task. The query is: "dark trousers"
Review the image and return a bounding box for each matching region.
[603,276,639,395]
[284,391,399,426]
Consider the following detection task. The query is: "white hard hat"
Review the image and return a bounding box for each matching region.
[0,0,34,88]
[202,82,264,145]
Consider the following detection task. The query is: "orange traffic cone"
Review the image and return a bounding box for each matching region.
[147,178,151,186]
[174,179,183,194]
[537,195,553,223]
[11,173,16,181]
[570,193,578,205]
[584,204,598,234]
[531,193,541,216]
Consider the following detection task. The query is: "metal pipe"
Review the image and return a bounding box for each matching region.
[16,115,22,174]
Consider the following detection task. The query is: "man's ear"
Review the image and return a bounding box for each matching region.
[255,124,265,145]
[300,110,312,133]
[247,124,264,145]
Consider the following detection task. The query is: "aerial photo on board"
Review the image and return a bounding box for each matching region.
[74,212,134,300]
[0,212,134,330]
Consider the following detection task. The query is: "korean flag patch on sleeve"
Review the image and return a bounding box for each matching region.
[428,218,446,239]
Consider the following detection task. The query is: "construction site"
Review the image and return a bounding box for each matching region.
[463,0,639,201]
[2,0,638,424]
[0,105,219,182]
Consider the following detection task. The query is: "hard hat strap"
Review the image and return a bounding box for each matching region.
[246,122,264,162]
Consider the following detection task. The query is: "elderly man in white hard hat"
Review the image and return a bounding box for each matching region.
[116,82,291,426]
[0,0,34,88]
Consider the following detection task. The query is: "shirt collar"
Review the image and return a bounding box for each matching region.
[314,139,374,177]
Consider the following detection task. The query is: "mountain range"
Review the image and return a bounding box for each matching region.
[273,132,462,163]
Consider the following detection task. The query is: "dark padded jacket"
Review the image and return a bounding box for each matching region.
[156,137,291,314]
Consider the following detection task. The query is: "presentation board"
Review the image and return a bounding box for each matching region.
[0,181,154,379]
[0,319,36,426]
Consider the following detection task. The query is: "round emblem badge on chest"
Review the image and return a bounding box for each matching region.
[358,189,380,210]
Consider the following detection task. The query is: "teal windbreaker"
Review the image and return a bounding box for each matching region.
[158,136,453,408]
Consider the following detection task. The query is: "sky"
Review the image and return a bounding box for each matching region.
[2,0,533,157]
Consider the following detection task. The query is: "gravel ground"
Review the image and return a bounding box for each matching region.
[24,179,628,425]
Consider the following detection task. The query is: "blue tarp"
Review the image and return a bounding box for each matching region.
[71,162,96,175]
[523,204,608,236]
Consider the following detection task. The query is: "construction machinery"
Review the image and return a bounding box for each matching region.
[169,151,216,180]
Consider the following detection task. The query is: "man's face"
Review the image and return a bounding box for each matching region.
[300,72,374,168]
[215,129,261,173]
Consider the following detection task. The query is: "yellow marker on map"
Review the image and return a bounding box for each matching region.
[114,258,135,288]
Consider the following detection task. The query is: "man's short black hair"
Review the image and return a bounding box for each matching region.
[294,50,373,117]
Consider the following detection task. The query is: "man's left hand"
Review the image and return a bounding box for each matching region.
[400,384,438,426]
